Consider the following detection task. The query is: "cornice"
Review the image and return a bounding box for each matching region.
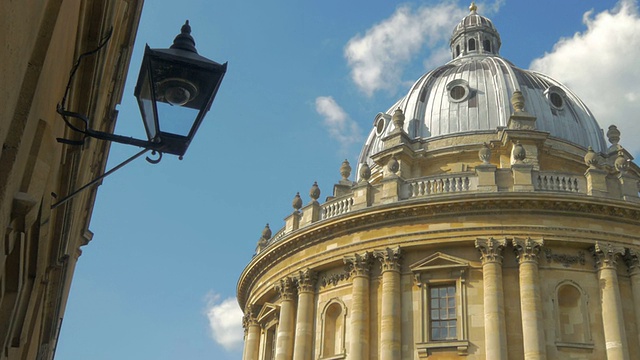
[237,193,640,307]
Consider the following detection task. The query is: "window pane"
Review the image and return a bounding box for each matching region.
[439,288,447,297]
[448,286,455,295]
[430,288,439,297]
[431,298,439,308]
[431,309,439,319]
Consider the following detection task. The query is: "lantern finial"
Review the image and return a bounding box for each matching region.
[171,20,197,53]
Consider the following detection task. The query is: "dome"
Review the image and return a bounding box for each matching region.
[359,4,606,170]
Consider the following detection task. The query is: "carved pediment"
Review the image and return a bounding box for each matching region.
[410,252,470,272]
[256,302,280,323]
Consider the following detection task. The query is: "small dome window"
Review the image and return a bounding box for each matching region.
[446,79,471,103]
[374,113,389,136]
[468,38,476,51]
[483,39,491,52]
[544,86,566,110]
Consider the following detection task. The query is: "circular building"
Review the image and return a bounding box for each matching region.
[238,5,640,360]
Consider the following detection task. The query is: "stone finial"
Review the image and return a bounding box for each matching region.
[359,162,371,182]
[607,125,621,146]
[584,146,599,169]
[340,159,351,180]
[261,223,272,240]
[511,90,525,113]
[615,150,629,174]
[512,141,526,163]
[309,181,321,202]
[479,142,491,164]
[292,192,302,211]
[387,156,399,174]
[392,108,405,131]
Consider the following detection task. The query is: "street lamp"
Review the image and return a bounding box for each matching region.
[53,21,226,208]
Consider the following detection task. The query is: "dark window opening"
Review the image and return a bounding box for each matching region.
[456,45,460,57]
[483,40,491,52]
[449,86,466,101]
[430,285,457,340]
[550,92,563,108]
[468,38,476,51]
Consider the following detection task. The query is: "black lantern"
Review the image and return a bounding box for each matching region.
[134,20,227,157]
[53,21,227,209]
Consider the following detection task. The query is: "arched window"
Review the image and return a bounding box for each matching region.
[555,281,592,346]
[468,38,476,51]
[321,300,346,358]
[456,45,460,57]
[483,40,491,52]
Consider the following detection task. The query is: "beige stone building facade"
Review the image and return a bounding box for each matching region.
[237,6,640,360]
[0,1,142,359]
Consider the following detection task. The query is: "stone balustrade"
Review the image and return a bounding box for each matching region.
[405,173,476,199]
[322,196,354,220]
[535,172,584,193]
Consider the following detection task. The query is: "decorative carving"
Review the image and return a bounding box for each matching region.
[292,192,302,212]
[387,156,399,174]
[624,248,640,275]
[511,90,525,113]
[359,162,371,182]
[374,247,402,272]
[592,242,625,270]
[320,272,350,287]
[583,147,599,169]
[479,142,491,164]
[607,125,621,146]
[513,237,543,263]
[392,108,405,130]
[344,252,373,277]
[255,223,271,254]
[340,159,352,180]
[544,249,585,268]
[274,277,296,301]
[296,269,317,293]
[512,141,526,163]
[475,237,507,264]
[614,150,629,174]
[242,305,259,331]
[309,181,321,202]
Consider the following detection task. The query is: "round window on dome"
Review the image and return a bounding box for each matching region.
[544,86,566,110]
[375,117,386,135]
[550,92,563,108]
[447,79,471,103]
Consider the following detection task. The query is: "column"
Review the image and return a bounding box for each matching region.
[375,247,402,360]
[625,248,640,348]
[275,277,296,360]
[242,305,261,360]
[593,242,629,360]
[293,269,317,360]
[475,237,508,360]
[513,238,546,360]
[344,252,373,360]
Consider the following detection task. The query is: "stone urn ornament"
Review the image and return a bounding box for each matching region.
[340,159,351,180]
[359,162,371,182]
[583,147,599,169]
[512,141,526,163]
[292,192,302,212]
[479,142,491,164]
[309,181,321,202]
[387,156,399,174]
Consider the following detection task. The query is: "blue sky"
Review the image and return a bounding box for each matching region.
[55,1,639,359]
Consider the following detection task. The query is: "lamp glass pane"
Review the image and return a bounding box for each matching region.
[156,102,199,137]
[136,67,158,140]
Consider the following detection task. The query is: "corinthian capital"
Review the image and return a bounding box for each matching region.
[475,237,507,264]
[513,237,543,264]
[374,247,402,272]
[344,251,373,277]
[242,304,259,332]
[296,269,318,293]
[593,242,625,270]
[624,247,640,275]
[274,277,296,301]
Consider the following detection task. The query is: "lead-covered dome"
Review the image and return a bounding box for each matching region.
[359,4,606,168]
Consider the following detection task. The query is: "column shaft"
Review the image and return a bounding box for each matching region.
[275,278,296,360]
[293,270,316,360]
[243,323,261,360]
[380,269,401,360]
[350,274,370,359]
[514,238,546,360]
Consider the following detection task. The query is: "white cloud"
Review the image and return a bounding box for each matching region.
[315,96,362,151]
[205,293,244,351]
[530,0,640,155]
[344,2,466,96]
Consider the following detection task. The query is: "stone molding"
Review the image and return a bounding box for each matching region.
[593,242,626,270]
[624,248,640,275]
[475,237,507,264]
[344,252,373,277]
[543,248,585,268]
[513,237,543,263]
[374,246,402,272]
[238,195,640,307]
